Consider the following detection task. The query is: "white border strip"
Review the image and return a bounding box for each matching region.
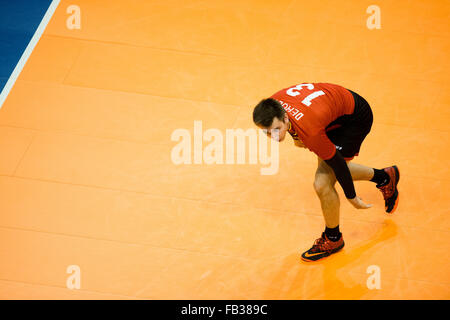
[0,0,61,110]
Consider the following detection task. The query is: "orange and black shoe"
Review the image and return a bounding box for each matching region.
[377,165,400,214]
[301,233,345,262]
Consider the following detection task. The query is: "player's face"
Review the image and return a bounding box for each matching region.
[259,114,289,142]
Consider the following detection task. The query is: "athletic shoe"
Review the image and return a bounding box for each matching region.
[376,165,400,214]
[301,233,345,262]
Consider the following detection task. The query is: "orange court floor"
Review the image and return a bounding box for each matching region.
[0,0,449,300]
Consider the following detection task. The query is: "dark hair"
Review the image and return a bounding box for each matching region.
[253,98,285,128]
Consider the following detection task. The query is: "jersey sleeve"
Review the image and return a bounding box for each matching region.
[303,129,337,160]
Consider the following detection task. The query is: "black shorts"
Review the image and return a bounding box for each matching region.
[325,89,373,160]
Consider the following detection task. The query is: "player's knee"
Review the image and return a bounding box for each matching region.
[313,176,333,195]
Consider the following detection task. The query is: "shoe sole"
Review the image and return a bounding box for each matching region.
[386,165,400,214]
[300,242,345,262]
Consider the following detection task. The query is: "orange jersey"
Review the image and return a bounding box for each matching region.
[270,83,355,160]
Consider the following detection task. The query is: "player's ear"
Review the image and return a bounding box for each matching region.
[284,112,289,123]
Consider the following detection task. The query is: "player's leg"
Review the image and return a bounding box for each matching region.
[339,89,400,213]
[313,157,339,228]
[347,162,375,181]
[347,161,392,186]
[313,158,375,226]
[316,156,387,185]
[301,158,344,262]
[347,161,400,213]
[327,130,400,213]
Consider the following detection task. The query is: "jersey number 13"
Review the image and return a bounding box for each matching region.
[286,83,325,107]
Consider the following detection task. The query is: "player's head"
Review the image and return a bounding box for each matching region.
[253,98,289,142]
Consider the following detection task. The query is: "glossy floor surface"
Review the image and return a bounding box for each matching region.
[0,0,449,299]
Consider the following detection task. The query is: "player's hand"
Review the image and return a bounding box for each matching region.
[294,139,306,148]
[348,196,372,209]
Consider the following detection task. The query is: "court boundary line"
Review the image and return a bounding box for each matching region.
[0,0,61,110]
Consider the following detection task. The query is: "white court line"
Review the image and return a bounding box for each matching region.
[0,0,61,110]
